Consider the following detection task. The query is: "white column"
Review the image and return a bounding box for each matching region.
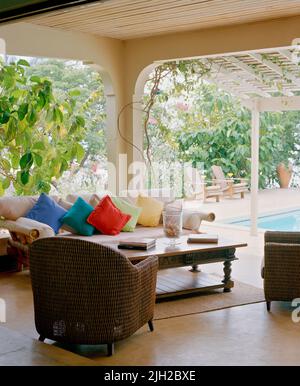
[250,99,260,236]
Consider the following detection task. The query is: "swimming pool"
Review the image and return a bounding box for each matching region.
[230,209,300,231]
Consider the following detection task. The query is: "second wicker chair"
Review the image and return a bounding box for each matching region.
[263,231,300,311]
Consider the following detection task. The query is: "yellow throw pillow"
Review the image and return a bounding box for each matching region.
[137,195,164,227]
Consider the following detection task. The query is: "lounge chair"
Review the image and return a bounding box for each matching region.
[185,167,223,202]
[211,165,248,199]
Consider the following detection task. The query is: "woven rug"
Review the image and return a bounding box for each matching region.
[154,275,265,320]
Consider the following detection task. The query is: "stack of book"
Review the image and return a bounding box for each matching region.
[187,234,219,244]
[118,238,156,250]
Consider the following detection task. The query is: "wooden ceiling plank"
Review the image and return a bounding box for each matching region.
[26,0,300,40]
[32,0,298,27]
[43,6,300,35]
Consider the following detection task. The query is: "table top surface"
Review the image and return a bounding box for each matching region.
[102,236,247,261]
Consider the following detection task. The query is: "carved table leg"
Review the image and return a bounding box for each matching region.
[223,259,234,292]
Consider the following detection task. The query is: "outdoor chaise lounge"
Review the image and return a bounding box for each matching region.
[211,165,248,199]
[185,167,223,203]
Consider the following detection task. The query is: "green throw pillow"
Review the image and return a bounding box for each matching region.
[61,197,95,236]
[111,197,142,232]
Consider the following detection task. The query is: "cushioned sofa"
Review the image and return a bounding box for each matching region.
[0,190,215,270]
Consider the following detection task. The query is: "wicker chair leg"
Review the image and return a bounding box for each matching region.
[148,319,154,332]
[107,343,114,356]
[266,301,271,312]
[38,336,45,342]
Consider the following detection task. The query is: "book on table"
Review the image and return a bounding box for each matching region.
[187,234,219,244]
[118,238,156,250]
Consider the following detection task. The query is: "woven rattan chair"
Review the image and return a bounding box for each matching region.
[262,231,300,311]
[29,237,158,356]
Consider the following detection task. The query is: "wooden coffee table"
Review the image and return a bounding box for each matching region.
[104,236,247,300]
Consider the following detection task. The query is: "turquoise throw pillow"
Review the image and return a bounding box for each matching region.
[61,197,95,236]
[111,197,142,232]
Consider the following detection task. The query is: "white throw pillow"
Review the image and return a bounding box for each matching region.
[0,196,37,220]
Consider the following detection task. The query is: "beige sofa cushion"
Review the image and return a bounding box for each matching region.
[57,198,73,211]
[66,192,110,207]
[0,196,37,220]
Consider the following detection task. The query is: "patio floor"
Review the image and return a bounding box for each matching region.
[184,188,300,288]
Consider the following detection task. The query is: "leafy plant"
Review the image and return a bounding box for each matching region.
[0,59,87,195]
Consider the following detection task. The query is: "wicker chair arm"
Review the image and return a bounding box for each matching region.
[135,255,158,272]
[265,231,300,244]
[135,256,159,291]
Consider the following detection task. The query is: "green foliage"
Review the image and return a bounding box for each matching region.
[25,58,107,166]
[0,59,87,195]
[144,72,300,190]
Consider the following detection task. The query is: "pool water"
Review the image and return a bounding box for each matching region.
[230,209,300,231]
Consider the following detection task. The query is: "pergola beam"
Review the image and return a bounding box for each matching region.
[249,52,300,88]
[242,95,300,112]
[278,49,293,62]
[204,77,250,99]
[206,60,271,98]
[224,56,290,95]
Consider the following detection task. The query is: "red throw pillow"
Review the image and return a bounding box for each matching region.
[87,195,131,236]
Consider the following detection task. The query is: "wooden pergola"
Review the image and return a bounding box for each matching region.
[162,45,300,235]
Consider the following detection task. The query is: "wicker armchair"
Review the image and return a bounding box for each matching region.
[29,237,158,356]
[263,231,300,311]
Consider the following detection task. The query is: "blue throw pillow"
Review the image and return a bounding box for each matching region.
[61,197,95,236]
[25,193,67,234]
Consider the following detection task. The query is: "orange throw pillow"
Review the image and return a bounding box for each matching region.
[87,195,131,236]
